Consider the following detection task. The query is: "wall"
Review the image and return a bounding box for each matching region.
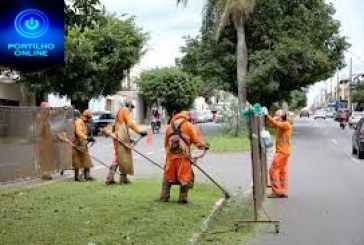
[0,83,35,106]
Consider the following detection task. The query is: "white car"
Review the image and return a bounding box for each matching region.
[325,110,334,118]
[349,111,364,127]
[314,110,326,119]
[204,110,214,122]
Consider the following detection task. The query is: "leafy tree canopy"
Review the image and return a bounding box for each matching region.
[137,67,202,116]
[22,14,148,110]
[179,0,349,107]
[352,84,364,103]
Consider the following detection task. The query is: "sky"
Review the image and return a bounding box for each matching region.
[101,0,204,74]
[307,0,364,106]
[100,0,363,106]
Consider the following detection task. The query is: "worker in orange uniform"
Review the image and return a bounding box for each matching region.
[106,100,147,185]
[264,109,293,198]
[73,109,95,181]
[160,110,209,204]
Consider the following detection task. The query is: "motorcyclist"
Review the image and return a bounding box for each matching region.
[151,109,161,133]
[338,108,349,128]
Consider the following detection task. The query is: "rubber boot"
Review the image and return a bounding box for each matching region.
[119,173,130,184]
[178,185,189,204]
[106,165,117,185]
[159,178,171,202]
[74,168,81,182]
[83,168,95,181]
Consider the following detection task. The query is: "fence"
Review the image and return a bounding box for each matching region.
[0,106,74,183]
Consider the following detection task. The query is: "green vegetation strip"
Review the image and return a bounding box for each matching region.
[0,179,221,245]
[205,133,250,152]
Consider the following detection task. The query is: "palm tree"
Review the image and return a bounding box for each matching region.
[177,0,256,129]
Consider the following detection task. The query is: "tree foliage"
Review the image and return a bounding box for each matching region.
[288,88,307,111]
[64,0,106,30]
[179,0,349,107]
[352,84,364,103]
[138,67,202,116]
[22,13,147,110]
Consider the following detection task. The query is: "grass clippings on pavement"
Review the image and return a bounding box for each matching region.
[0,179,221,245]
[197,197,255,245]
[205,132,250,152]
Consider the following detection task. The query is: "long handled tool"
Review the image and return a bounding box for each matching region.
[100,128,164,170]
[190,150,231,199]
[57,133,115,171]
[102,128,231,198]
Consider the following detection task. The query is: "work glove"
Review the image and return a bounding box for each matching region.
[205,142,210,151]
[87,136,96,144]
[140,130,148,137]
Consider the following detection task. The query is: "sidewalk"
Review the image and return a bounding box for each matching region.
[1,151,257,198]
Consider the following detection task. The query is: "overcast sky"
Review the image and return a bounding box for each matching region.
[101,0,204,73]
[101,0,363,106]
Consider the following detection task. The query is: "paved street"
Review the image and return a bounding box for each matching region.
[250,117,364,245]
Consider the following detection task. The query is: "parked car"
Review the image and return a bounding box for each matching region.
[195,110,207,123]
[91,111,115,135]
[300,109,310,118]
[349,111,364,127]
[325,110,334,118]
[313,110,326,119]
[204,110,214,122]
[352,118,364,159]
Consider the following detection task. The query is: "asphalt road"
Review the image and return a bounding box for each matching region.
[250,117,364,245]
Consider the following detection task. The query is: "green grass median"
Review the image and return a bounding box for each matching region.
[205,133,250,152]
[0,179,221,245]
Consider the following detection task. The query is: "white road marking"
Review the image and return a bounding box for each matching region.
[331,139,338,145]
[345,153,360,163]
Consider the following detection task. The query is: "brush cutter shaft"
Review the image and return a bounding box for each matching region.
[102,130,164,170]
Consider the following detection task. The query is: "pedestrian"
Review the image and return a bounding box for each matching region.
[106,100,147,185]
[264,109,293,198]
[72,109,95,181]
[160,110,209,204]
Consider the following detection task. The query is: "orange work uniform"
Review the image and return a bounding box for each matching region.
[72,118,92,169]
[266,116,293,195]
[164,112,206,185]
[113,107,142,175]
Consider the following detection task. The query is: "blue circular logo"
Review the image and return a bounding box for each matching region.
[14,9,49,39]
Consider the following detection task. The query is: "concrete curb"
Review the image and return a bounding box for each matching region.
[187,146,275,244]
[189,197,230,245]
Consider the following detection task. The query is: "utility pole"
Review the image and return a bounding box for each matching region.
[330,78,333,102]
[348,57,353,111]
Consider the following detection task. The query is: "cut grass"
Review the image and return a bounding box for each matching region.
[205,133,250,152]
[198,197,255,245]
[0,179,221,245]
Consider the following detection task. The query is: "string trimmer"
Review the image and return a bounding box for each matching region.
[190,150,231,199]
[100,128,164,170]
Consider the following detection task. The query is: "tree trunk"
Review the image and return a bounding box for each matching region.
[235,15,248,134]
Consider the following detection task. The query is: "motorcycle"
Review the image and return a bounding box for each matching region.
[151,118,161,134]
[339,118,347,129]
